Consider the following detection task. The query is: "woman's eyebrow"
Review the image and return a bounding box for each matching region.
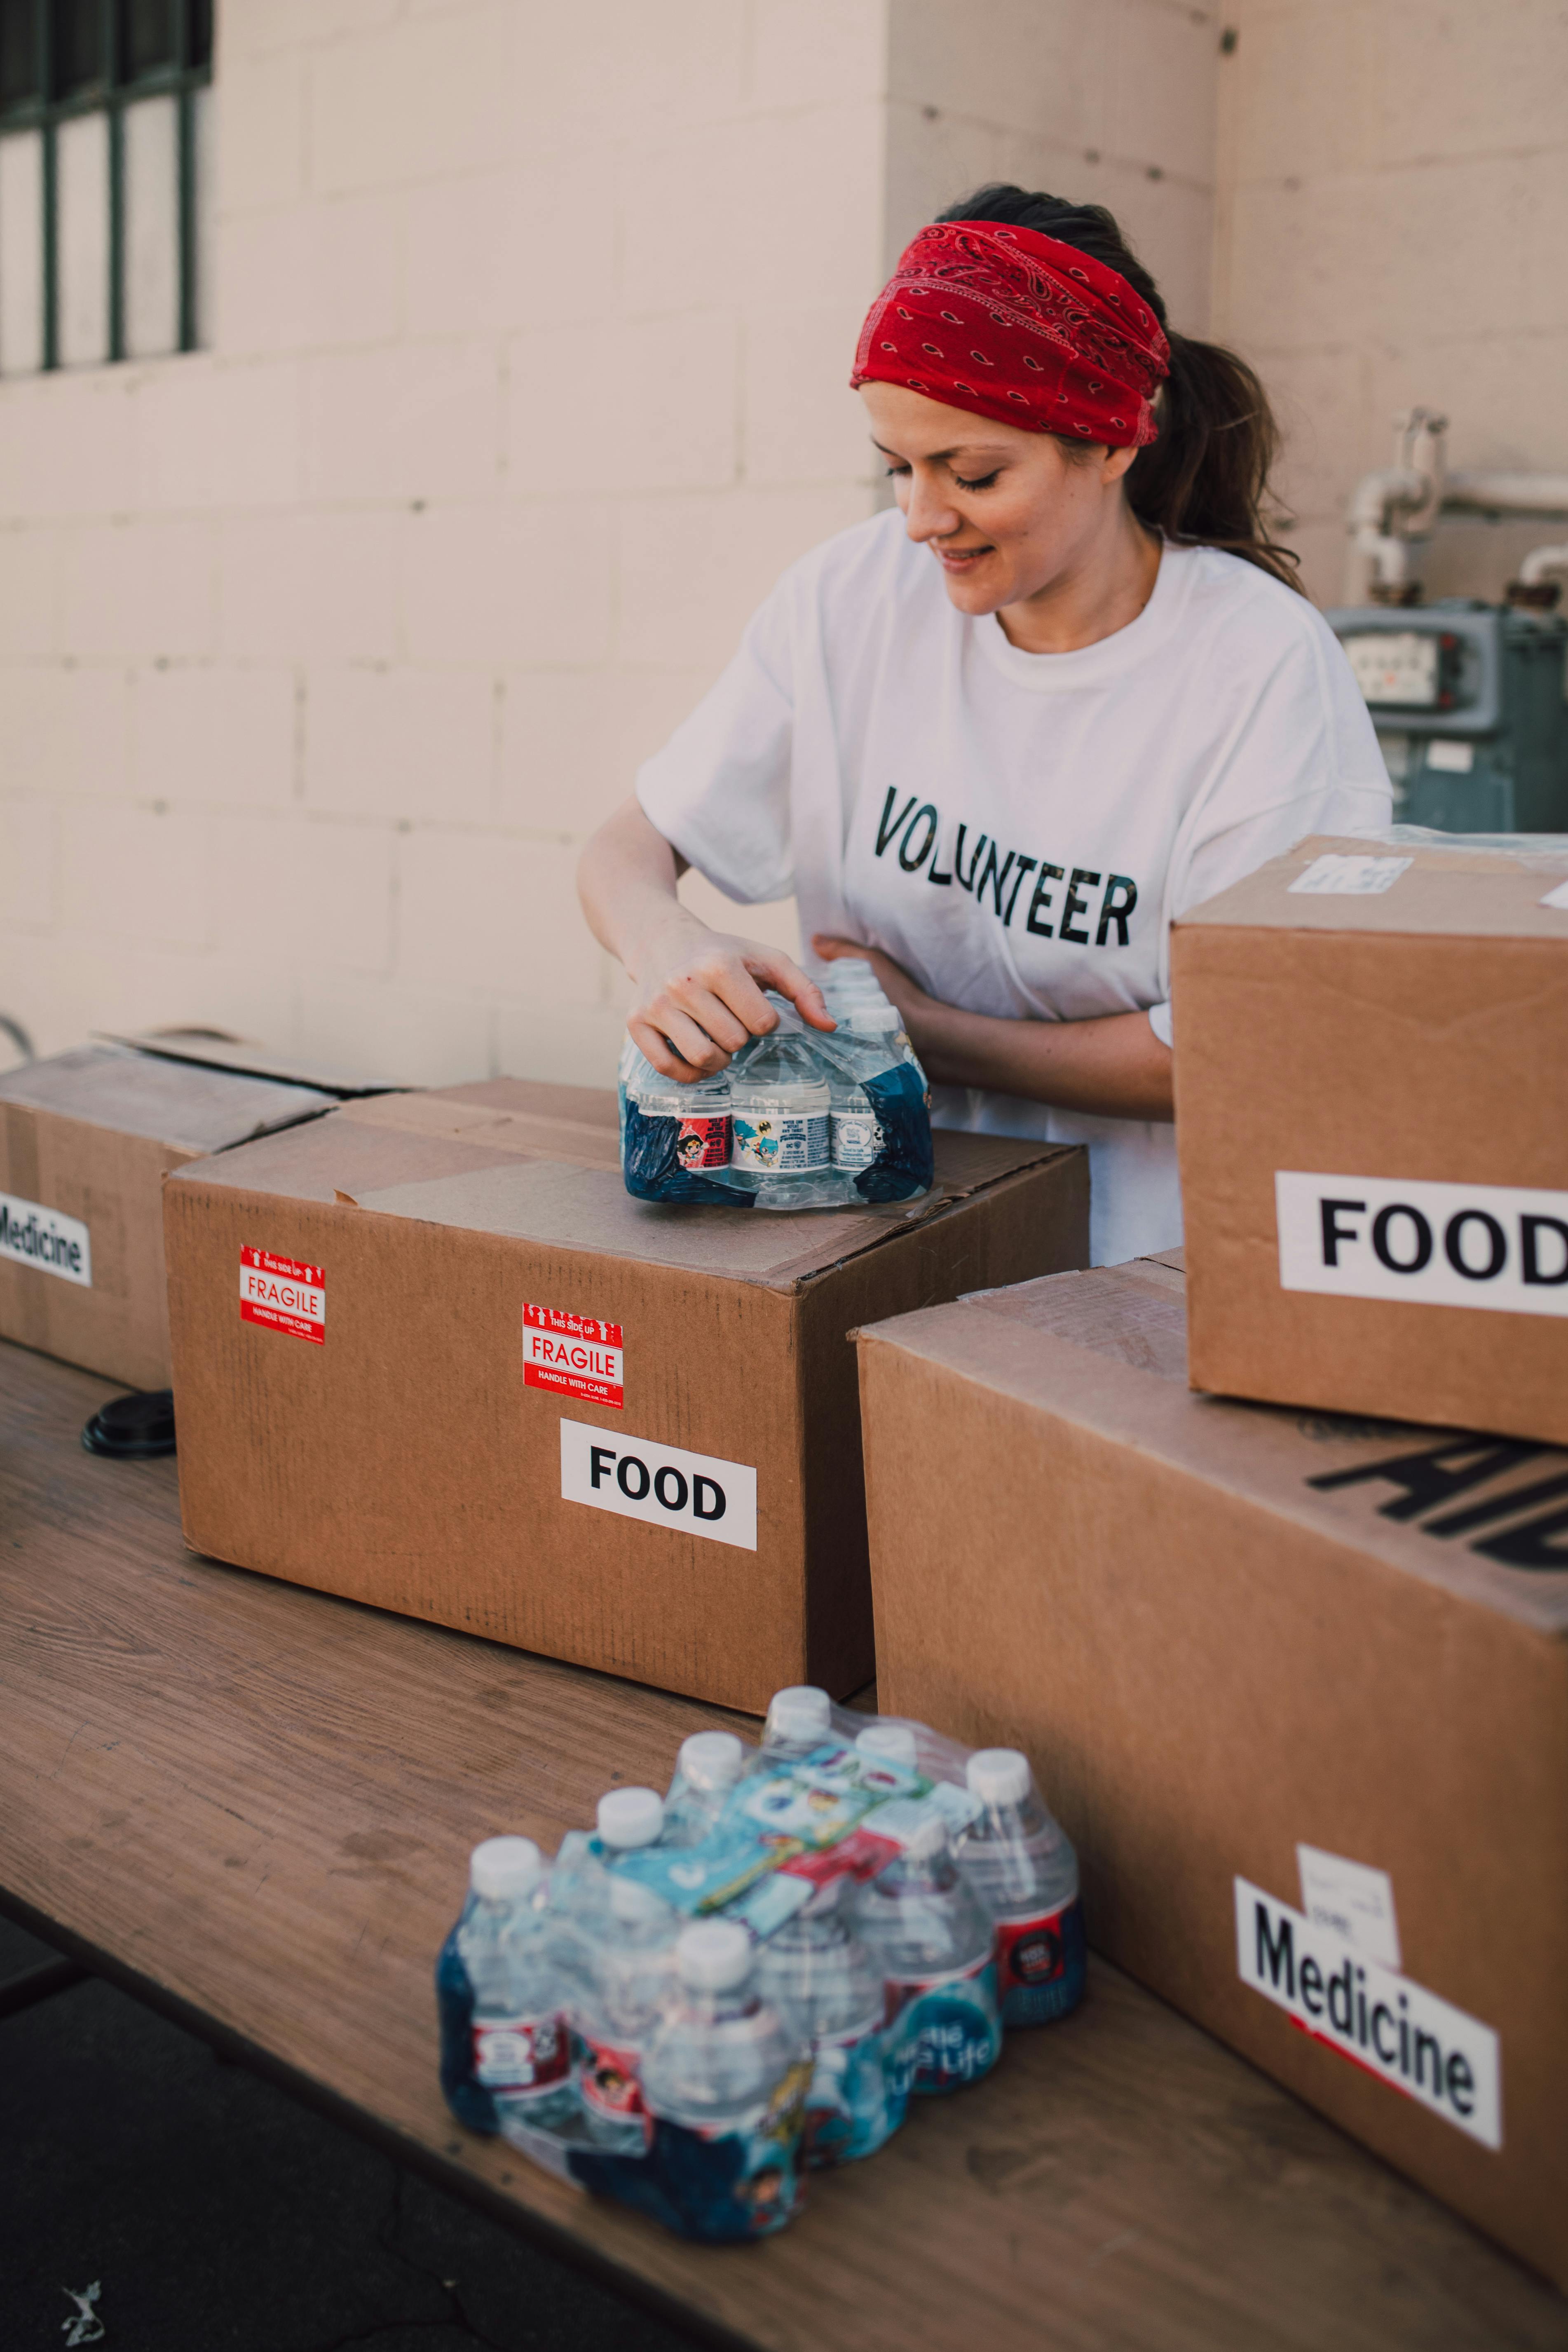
[869,436,1011,464]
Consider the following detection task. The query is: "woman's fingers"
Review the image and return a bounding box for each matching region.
[743,946,835,1032]
[628,1012,717,1083]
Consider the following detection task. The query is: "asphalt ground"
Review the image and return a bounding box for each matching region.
[0,1913,708,2352]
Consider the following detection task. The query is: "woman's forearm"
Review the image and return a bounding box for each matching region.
[577,795,697,976]
[911,996,1172,1120]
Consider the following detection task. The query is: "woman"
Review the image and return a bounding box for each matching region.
[578,186,1390,1264]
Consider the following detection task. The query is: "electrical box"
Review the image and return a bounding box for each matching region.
[1326,598,1568,830]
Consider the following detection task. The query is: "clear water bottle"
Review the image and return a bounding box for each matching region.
[663,1731,746,1847]
[760,1684,834,1760]
[957,1748,1086,2027]
[437,1837,572,2134]
[640,1921,809,2240]
[756,1877,904,2167]
[855,1721,918,1768]
[853,1813,1000,2095]
[572,1789,677,2152]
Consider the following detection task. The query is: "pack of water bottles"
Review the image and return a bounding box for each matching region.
[436,1687,1085,2244]
[619,966,935,1210]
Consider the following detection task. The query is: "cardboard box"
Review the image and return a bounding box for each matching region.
[856,1254,1568,2288]
[0,1033,398,1391]
[1172,833,1568,1443]
[163,1079,1089,1712]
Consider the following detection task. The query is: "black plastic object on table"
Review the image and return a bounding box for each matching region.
[81,1389,177,1459]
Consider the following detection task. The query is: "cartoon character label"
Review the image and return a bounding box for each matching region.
[994,1896,1087,2026]
[801,2012,905,2169]
[675,1115,731,1170]
[888,1952,1001,2095]
[471,2010,570,2095]
[830,1108,883,1170]
[578,2035,649,2134]
[641,2059,813,2240]
[731,1110,831,1174]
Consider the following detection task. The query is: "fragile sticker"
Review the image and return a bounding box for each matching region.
[239,1246,325,1344]
[0,1191,91,1287]
[559,1418,756,1551]
[1288,853,1412,897]
[1296,1845,1401,1969]
[1235,1878,1500,2149]
[524,1304,623,1410]
[1276,1170,1568,1320]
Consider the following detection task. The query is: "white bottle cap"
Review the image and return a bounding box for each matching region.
[966,1748,1032,1806]
[767,1686,832,1742]
[597,1786,665,1849]
[678,1731,745,1792]
[469,1836,543,1901]
[904,1813,951,1864]
[676,1920,752,1993]
[855,1723,918,1768]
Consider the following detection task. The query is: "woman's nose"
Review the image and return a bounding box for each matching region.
[902,469,963,544]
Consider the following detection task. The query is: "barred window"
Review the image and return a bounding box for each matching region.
[0,0,212,375]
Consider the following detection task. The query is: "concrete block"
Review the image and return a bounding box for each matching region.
[0,926,297,1062]
[304,666,496,825]
[1252,343,1373,527]
[0,794,56,925]
[1373,0,1568,172]
[1106,0,1219,187]
[750,0,888,109]
[0,368,136,521]
[1228,4,1376,185]
[298,973,491,1088]
[743,304,880,486]
[239,0,402,54]
[888,0,1110,148]
[1085,154,1214,336]
[401,503,615,668]
[131,665,297,809]
[493,993,632,1090]
[59,800,212,950]
[0,527,59,658]
[134,357,302,511]
[216,48,305,215]
[617,486,872,669]
[305,344,502,504]
[1366,330,1568,477]
[498,665,712,836]
[215,197,403,355]
[404,155,618,339]
[308,6,518,194]
[506,314,739,495]
[0,666,131,795]
[677,866,803,960]
[57,519,218,662]
[513,0,745,129]
[1522,148,1568,334]
[217,810,394,977]
[396,828,601,998]
[219,509,405,664]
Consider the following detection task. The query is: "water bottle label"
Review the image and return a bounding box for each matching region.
[674,1114,731,1170]
[732,1111,831,1173]
[804,2012,901,2168]
[579,2034,647,2126]
[889,1953,1002,2093]
[830,1108,882,1169]
[641,2060,812,2239]
[471,2010,570,2094]
[995,1895,1087,2025]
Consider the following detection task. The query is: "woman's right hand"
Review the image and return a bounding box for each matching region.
[626,911,834,1083]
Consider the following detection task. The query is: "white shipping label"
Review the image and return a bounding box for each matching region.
[1540,879,1568,911]
[558,1417,757,1552]
[1288,854,1413,897]
[1296,1845,1401,1969]
[0,1191,91,1286]
[1235,1880,1500,2149]
[1276,1170,1568,1319]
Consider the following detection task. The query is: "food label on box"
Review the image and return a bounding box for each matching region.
[0,1191,91,1287]
[1296,1845,1401,1968]
[523,1303,623,1410]
[1276,1171,1568,1320]
[1235,1879,1500,2148]
[239,1246,325,1344]
[1287,853,1412,896]
[559,1417,757,1551]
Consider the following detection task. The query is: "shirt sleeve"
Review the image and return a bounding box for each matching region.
[634,582,797,906]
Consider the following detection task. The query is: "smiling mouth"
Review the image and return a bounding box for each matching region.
[934,542,992,565]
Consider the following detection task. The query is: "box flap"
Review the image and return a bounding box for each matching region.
[1177,835,1568,943]
[859,1265,1568,1638]
[97,1029,412,1097]
[0,1043,339,1154]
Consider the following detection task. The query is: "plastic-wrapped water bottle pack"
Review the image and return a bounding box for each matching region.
[619,966,935,1210]
[436,1688,1085,2244]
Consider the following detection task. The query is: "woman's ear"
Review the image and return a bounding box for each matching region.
[1102,441,1140,486]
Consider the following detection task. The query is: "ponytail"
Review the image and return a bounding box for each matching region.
[936,185,1303,593]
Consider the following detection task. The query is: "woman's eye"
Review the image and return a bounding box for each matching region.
[953,469,1000,491]
[882,463,911,479]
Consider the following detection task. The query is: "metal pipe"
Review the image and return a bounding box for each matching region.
[1443,473,1568,521]
[1519,543,1568,589]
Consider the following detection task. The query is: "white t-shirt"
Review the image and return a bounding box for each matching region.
[636,509,1390,1265]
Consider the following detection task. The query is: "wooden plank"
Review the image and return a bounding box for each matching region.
[1,1339,1563,2352]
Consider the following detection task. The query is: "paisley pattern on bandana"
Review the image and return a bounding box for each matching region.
[851,220,1170,448]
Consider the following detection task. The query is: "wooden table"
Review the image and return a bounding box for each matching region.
[4,1340,1564,2352]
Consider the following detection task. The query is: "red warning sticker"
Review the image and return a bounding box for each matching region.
[240,1246,326,1345]
[524,1302,623,1410]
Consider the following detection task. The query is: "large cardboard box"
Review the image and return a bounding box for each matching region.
[1172,832,1568,1442]
[0,1034,396,1390]
[856,1253,1568,2288]
[164,1079,1088,1712]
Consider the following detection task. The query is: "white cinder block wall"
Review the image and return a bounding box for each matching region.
[1,2,1221,1087]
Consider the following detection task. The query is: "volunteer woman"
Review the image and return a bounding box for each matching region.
[578,187,1390,1263]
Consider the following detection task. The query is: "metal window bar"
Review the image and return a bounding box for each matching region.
[0,0,212,373]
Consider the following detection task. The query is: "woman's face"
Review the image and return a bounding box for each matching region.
[859,381,1139,619]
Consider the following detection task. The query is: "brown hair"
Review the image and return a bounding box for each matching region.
[936,185,1303,593]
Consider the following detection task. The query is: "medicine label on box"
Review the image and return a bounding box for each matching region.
[0,1191,91,1287]
[239,1246,325,1344]
[524,1303,623,1410]
[1288,854,1412,896]
[1235,1878,1500,2148]
[1276,1170,1568,1318]
[1296,1845,1401,1967]
[559,1416,756,1551]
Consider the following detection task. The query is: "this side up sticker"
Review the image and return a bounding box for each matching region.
[240,1247,325,1344]
[524,1304,623,1410]
[558,1418,756,1551]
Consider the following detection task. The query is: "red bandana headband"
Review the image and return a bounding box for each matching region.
[851,220,1170,448]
